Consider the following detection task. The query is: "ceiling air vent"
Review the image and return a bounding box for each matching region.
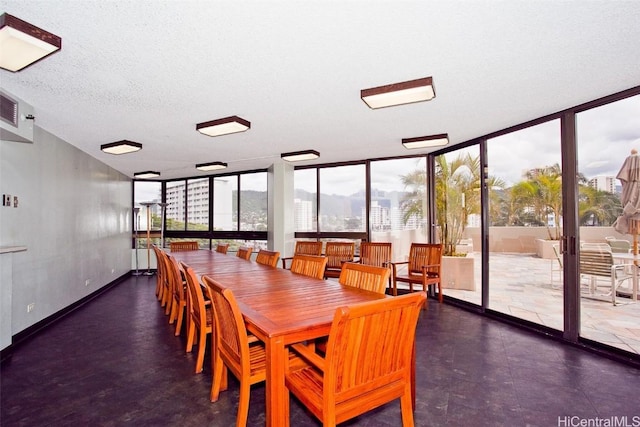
[0,92,18,127]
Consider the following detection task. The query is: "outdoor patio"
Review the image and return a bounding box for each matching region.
[441,252,640,355]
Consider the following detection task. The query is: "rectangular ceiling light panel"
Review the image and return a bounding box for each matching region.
[134,171,161,179]
[196,116,250,137]
[281,150,320,162]
[361,77,435,109]
[402,133,449,149]
[0,13,61,72]
[196,161,228,171]
[101,140,142,155]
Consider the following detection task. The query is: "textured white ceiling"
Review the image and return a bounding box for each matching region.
[2,1,640,180]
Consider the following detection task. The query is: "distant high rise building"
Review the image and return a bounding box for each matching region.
[588,175,617,194]
[294,199,314,231]
[165,178,233,229]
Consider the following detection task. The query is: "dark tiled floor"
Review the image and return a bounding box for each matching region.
[2,275,640,426]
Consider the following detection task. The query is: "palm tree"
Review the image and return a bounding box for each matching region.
[524,164,563,240]
[400,152,504,255]
[579,185,621,226]
[434,153,481,254]
[400,169,427,226]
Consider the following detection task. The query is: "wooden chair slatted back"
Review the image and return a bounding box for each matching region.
[215,243,230,254]
[202,276,249,375]
[166,254,185,301]
[408,243,442,276]
[324,293,425,399]
[338,262,390,295]
[325,242,355,269]
[290,254,328,280]
[170,241,199,251]
[236,246,253,260]
[294,241,323,256]
[359,242,392,268]
[181,263,207,330]
[255,249,280,267]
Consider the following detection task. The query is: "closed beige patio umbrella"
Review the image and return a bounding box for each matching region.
[613,149,640,300]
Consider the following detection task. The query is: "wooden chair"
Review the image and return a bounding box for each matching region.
[357,241,392,292]
[323,241,355,279]
[290,254,328,280]
[169,240,199,251]
[201,276,268,426]
[339,262,390,295]
[166,254,188,335]
[281,241,323,269]
[159,251,174,310]
[285,292,426,426]
[151,245,167,301]
[358,242,392,268]
[315,262,392,354]
[215,243,229,254]
[236,246,253,260]
[391,243,443,302]
[255,249,280,267]
[181,263,213,374]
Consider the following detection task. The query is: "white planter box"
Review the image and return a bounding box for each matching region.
[536,239,559,259]
[442,255,475,291]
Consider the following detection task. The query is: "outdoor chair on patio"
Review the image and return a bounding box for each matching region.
[551,243,563,288]
[605,237,632,254]
[579,247,634,305]
[391,243,443,302]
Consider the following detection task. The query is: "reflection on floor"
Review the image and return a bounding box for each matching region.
[440,252,640,354]
[2,275,639,426]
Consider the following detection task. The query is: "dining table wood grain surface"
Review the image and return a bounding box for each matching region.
[169,249,390,427]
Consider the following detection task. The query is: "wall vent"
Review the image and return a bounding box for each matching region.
[0,90,34,143]
[0,92,18,126]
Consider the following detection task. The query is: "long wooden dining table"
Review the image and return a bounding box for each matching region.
[169,249,390,427]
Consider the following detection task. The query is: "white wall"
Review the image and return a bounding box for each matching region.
[0,126,131,348]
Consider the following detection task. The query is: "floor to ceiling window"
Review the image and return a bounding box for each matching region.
[369,157,428,262]
[435,145,483,305]
[294,168,318,233]
[293,163,367,246]
[485,120,563,329]
[186,178,209,231]
[132,180,162,268]
[576,93,640,354]
[318,164,366,234]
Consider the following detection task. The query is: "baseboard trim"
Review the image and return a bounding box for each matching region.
[1,272,132,364]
